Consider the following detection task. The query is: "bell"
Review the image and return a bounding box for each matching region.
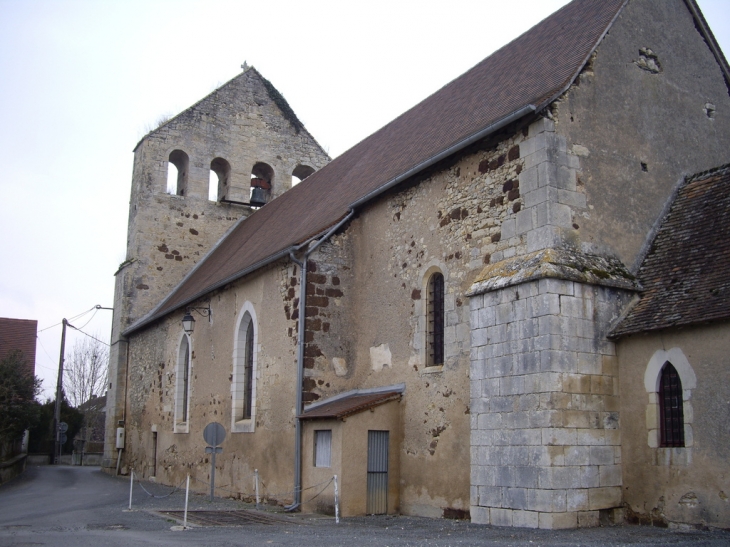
[250,186,268,207]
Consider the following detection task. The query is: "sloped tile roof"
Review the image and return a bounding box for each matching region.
[612,165,730,337]
[127,0,628,334]
[0,317,37,375]
[299,390,402,420]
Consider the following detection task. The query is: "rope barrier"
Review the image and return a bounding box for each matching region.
[189,473,333,501]
[135,475,187,499]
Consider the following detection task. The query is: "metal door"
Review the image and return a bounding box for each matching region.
[366,430,389,514]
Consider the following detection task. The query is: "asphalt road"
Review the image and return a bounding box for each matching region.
[1,465,728,546]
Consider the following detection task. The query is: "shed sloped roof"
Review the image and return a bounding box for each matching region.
[299,390,403,420]
[612,165,730,337]
[128,0,628,334]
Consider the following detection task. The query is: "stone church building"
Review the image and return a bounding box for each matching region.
[104,0,730,529]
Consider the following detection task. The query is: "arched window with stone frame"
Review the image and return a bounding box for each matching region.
[174,333,192,433]
[659,362,685,447]
[643,348,696,457]
[231,303,258,433]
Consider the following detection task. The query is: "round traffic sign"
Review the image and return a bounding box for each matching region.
[58,422,68,433]
[203,422,226,447]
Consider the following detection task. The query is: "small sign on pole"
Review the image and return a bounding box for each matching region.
[203,422,226,501]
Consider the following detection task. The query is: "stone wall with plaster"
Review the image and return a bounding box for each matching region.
[122,261,301,504]
[296,124,536,517]
[616,322,730,529]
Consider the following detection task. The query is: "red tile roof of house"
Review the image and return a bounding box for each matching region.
[612,164,730,337]
[0,317,37,375]
[128,0,645,333]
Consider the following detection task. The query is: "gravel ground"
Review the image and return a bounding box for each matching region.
[130,471,730,546]
[1,466,729,547]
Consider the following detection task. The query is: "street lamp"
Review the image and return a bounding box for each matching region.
[182,303,212,334]
[182,312,195,334]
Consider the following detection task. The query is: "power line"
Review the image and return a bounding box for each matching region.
[66,322,110,347]
[37,305,112,333]
[76,308,99,330]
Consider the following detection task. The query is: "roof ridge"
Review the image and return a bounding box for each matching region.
[686,161,730,183]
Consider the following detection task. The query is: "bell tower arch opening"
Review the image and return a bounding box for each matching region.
[167,150,189,196]
[292,164,315,186]
[250,162,273,206]
[209,157,231,201]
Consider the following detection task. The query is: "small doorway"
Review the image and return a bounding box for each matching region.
[366,430,389,514]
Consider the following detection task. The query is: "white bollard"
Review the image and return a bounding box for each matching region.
[333,474,340,524]
[255,469,260,507]
[128,470,134,510]
[183,474,190,529]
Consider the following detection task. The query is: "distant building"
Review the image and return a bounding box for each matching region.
[0,317,37,480]
[0,317,37,377]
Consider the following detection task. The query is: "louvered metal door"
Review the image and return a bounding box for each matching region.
[366,430,389,514]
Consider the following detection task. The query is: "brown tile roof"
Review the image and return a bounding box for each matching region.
[127,0,628,334]
[612,164,730,337]
[0,317,37,375]
[299,390,403,420]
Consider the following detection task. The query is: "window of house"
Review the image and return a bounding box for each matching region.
[314,430,332,467]
[232,306,257,433]
[174,334,191,431]
[209,157,231,202]
[659,362,685,447]
[427,272,444,367]
[168,150,189,196]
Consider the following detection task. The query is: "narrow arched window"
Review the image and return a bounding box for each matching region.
[175,334,191,430]
[243,320,254,419]
[168,150,189,196]
[232,307,257,432]
[427,272,444,367]
[659,362,684,447]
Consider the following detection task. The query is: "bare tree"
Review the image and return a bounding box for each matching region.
[63,336,108,408]
[64,336,109,452]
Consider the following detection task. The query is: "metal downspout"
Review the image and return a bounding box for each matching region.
[288,209,355,510]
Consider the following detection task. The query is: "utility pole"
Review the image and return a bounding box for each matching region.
[53,319,68,465]
[52,306,113,465]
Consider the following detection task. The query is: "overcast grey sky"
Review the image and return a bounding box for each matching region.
[0,0,728,399]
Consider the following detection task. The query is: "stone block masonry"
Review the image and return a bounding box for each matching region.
[469,277,634,528]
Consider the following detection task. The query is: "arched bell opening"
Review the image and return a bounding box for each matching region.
[250,162,273,207]
[292,164,315,186]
